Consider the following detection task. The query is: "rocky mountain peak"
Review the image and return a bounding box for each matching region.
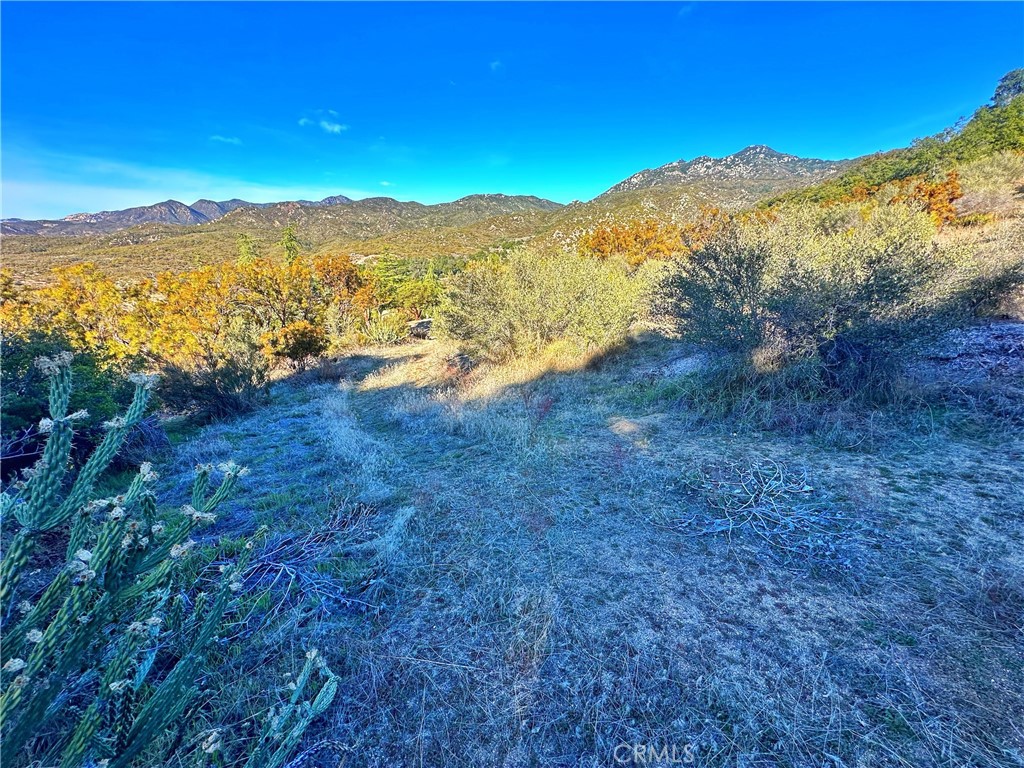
[602,146,845,197]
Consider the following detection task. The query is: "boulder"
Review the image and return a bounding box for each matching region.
[408,318,433,339]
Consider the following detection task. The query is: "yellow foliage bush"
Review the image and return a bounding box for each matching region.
[0,253,375,411]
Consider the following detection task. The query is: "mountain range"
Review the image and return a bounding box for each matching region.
[1,195,360,236]
[2,146,846,282]
[2,146,841,237]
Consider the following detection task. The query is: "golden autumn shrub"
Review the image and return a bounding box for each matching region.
[0,253,382,416]
[837,171,964,227]
[578,218,683,268]
[260,320,329,368]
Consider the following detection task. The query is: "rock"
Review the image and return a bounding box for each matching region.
[444,352,474,375]
[408,318,433,339]
[912,321,1024,385]
[635,352,711,381]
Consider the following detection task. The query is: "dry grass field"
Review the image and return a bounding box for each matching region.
[157,325,1024,767]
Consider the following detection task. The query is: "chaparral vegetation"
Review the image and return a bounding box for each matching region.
[2,67,1023,768]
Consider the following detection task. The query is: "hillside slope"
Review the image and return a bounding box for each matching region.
[0,194,365,236]
[1,194,564,283]
[533,146,849,250]
[2,198,265,236]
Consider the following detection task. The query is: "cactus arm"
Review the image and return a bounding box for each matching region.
[22,420,74,528]
[0,533,34,610]
[259,669,339,768]
[50,384,151,531]
[190,466,212,510]
[58,606,156,768]
[243,652,339,768]
[4,569,71,660]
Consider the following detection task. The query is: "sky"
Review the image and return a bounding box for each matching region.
[1,2,1022,220]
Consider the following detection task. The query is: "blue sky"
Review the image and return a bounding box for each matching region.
[2,2,1021,220]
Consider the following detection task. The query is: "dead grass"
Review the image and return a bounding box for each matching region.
[152,325,1023,767]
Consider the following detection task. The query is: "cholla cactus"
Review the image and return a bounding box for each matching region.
[0,356,254,768]
[243,648,339,768]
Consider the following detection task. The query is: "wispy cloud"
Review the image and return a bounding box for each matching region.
[209,134,242,145]
[489,60,503,72]
[379,180,393,187]
[676,3,697,19]
[299,110,348,135]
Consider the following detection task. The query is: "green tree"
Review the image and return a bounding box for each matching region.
[394,272,441,319]
[236,233,261,264]
[993,68,1024,107]
[278,225,300,265]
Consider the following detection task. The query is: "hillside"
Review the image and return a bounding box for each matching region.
[221,193,563,241]
[525,145,850,252]
[766,89,1024,208]
[0,194,369,237]
[0,194,564,283]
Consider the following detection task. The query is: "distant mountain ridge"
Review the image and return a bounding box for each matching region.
[602,145,847,197]
[1,194,356,236]
[215,193,565,246]
[187,198,268,221]
[0,192,566,237]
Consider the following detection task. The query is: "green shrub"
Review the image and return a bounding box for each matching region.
[0,357,337,768]
[656,218,773,353]
[951,212,997,227]
[956,151,1024,218]
[360,311,410,346]
[765,202,947,352]
[157,342,269,422]
[660,203,971,397]
[949,217,1024,318]
[436,248,649,361]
